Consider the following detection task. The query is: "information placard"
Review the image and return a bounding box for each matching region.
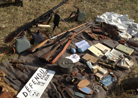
[17,67,55,98]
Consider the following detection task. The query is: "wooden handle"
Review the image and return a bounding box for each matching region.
[37,24,51,28]
[40,38,68,61]
[28,23,87,53]
[28,38,49,52]
[51,25,91,64]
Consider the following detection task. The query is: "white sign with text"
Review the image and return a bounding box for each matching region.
[17,67,55,98]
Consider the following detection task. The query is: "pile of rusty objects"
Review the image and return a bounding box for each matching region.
[0,1,138,98]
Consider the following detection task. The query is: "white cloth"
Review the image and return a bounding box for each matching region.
[96,12,138,39]
[117,58,134,70]
[75,40,90,52]
[66,54,80,63]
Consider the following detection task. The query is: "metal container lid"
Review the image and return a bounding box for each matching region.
[58,58,73,74]
[58,58,73,68]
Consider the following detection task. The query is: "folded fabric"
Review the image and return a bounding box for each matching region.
[96,12,138,39]
[101,75,114,87]
[117,58,134,70]
[75,40,90,52]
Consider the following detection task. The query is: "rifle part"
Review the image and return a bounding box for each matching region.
[7,66,26,84]
[28,23,87,53]
[0,70,20,89]
[10,60,24,64]
[51,24,92,64]
[10,64,24,72]
[5,0,69,43]
[39,23,91,63]
[53,81,74,98]
[40,37,69,62]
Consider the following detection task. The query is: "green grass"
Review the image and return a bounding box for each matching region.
[0,0,138,97]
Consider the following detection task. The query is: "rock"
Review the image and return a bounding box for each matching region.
[0,24,6,29]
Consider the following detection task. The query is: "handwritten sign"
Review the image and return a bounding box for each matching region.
[17,67,55,98]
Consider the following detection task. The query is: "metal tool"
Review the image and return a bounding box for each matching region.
[48,82,62,98]
[53,81,74,98]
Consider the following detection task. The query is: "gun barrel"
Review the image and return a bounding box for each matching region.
[40,38,68,61]
[29,23,87,53]
[5,0,69,43]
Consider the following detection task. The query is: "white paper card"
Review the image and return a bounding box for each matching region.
[17,67,55,98]
[66,54,80,63]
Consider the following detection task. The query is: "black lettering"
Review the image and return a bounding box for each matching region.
[23,92,28,97]
[25,86,31,93]
[44,74,50,81]
[44,71,48,76]
[29,83,33,89]
[39,69,45,74]
[37,81,45,86]
[32,79,37,85]
[32,78,44,86]
[34,75,40,80]
[37,73,43,79]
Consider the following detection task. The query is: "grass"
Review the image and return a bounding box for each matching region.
[0,0,138,97]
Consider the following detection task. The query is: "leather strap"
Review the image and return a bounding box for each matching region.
[51,25,91,64]
[1,30,24,56]
[0,46,15,57]
[0,91,14,98]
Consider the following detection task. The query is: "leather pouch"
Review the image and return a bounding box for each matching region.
[77,79,93,95]
[82,53,98,64]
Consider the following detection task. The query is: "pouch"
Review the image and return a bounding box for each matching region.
[15,35,31,53]
[31,30,44,44]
